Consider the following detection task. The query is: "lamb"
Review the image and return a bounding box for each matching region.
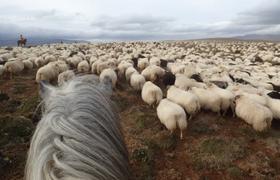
[22,60,33,70]
[125,67,137,82]
[167,86,200,120]
[77,60,90,73]
[99,68,117,88]
[141,81,163,107]
[4,60,24,78]
[235,95,272,132]
[157,98,187,139]
[141,65,165,82]
[57,70,75,86]
[130,73,146,91]
[207,83,235,115]
[190,87,222,115]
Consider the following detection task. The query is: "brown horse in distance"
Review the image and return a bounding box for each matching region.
[17,38,27,47]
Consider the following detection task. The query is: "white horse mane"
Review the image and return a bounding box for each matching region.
[25,75,130,180]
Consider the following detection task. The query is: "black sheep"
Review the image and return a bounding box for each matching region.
[162,71,176,86]
[268,82,280,92]
[267,91,280,99]
[190,74,203,82]
[131,58,138,68]
[160,59,168,68]
[210,81,228,89]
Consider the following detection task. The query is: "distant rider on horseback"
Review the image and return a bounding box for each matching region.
[18,34,27,47]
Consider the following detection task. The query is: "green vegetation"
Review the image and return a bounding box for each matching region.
[0,115,35,146]
[190,137,247,170]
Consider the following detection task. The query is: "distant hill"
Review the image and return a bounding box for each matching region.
[0,37,89,47]
[233,34,280,42]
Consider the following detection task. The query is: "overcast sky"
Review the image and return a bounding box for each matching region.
[0,0,279,41]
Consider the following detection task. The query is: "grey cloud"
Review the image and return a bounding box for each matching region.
[237,1,280,25]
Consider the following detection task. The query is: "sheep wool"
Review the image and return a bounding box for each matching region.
[23,60,34,70]
[141,81,163,106]
[125,67,137,82]
[235,95,272,132]
[191,87,222,114]
[130,73,146,91]
[207,83,235,115]
[35,63,60,83]
[99,68,117,88]
[77,60,90,73]
[141,65,165,82]
[157,98,187,139]
[137,58,149,71]
[4,60,24,75]
[167,86,200,120]
[57,70,75,86]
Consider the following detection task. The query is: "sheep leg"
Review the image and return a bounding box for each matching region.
[223,109,227,116]
[188,115,193,121]
[231,105,236,118]
[180,130,183,140]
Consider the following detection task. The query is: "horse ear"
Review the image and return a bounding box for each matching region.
[39,80,53,99]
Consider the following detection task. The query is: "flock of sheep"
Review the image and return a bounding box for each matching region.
[1,40,280,139]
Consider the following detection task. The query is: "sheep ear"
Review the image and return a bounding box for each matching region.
[39,80,53,99]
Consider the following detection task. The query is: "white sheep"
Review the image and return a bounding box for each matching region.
[141,81,163,107]
[266,97,280,120]
[117,61,133,78]
[207,83,235,115]
[97,60,116,74]
[68,56,83,68]
[235,95,272,132]
[167,86,200,120]
[175,74,206,90]
[23,60,33,70]
[35,57,47,67]
[190,87,222,115]
[77,60,90,73]
[57,70,75,86]
[125,67,137,82]
[157,98,187,139]
[141,65,165,82]
[44,55,56,63]
[137,58,149,71]
[239,92,268,107]
[36,63,60,83]
[4,60,24,78]
[149,57,160,66]
[99,68,117,88]
[130,73,146,91]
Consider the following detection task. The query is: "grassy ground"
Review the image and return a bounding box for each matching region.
[0,70,280,180]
